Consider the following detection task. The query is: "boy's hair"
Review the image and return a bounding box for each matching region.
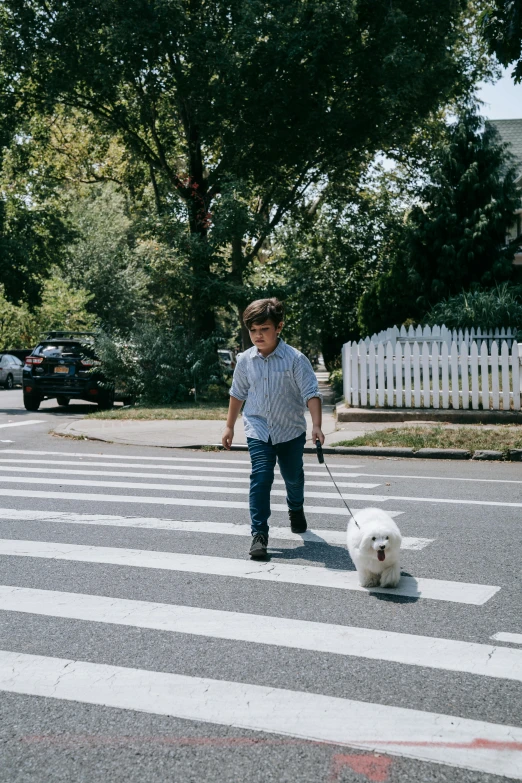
[243,298,284,330]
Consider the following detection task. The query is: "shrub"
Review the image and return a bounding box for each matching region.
[425,284,522,331]
[329,368,343,398]
[95,324,228,405]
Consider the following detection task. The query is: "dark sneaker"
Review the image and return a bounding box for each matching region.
[249,533,268,558]
[289,508,307,534]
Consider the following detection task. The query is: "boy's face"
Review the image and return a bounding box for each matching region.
[249,319,283,356]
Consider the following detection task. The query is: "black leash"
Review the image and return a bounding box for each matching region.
[315,439,359,528]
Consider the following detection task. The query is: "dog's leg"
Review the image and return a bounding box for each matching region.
[379,562,401,588]
[359,569,381,588]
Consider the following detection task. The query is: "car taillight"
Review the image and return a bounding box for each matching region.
[25,357,43,365]
[81,359,101,367]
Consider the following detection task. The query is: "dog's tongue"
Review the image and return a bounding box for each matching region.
[377,551,386,562]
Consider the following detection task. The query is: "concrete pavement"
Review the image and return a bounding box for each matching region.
[52,406,401,449]
[1,438,521,783]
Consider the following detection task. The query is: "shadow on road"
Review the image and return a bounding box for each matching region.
[268,541,356,571]
[0,389,119,417]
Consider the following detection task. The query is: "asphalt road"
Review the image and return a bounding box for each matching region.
[0,389,521,783]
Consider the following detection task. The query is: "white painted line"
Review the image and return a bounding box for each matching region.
[0,449,252,464]
[349,472,522,486]
[0,465,380,489]
[0,457,362,479]
[1,650,521,780]
[0,474,388,501]
[0,449,362,469]
[0,539,499,604]
[491,633,522,645]
[7,472,518,509]
[383,494,522,509]
[0,509,421,547]
[0,420,45,430]
[0,585,515,680]
[0,488,397,517]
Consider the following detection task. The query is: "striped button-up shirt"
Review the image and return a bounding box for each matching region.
[230,339,321,444]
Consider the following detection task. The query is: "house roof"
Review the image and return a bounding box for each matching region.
[490,119,522,175]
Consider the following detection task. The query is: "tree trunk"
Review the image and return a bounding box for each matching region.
[238,307,253,352]
[186,176,217,339]
[231,236,252,351]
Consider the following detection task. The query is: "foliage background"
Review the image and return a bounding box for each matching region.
[1,0,521,388]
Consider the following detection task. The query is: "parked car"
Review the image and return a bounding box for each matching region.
[0,348,32,363]
[218,349,236,372]
[0,354,24,389]
[22,331,116,411]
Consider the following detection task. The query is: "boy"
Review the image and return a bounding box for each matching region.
[222,298,324,558]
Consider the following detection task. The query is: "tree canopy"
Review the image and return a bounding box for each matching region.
[482,0,522,81]
[358,108,521,335]
[1,0,481,339]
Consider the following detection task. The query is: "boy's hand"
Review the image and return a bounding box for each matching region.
[312,426,325,445]
[222,426,234,450]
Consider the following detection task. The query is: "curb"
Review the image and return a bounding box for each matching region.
[336,406,522,425]
[153,444,522,461]
[53,425,522,461]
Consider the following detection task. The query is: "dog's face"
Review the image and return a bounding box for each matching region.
[361,529,400,563]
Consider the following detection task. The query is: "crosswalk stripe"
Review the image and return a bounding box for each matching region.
[0,449,363,469]
[0,420,46,430]
[7,474,518,509]
[0,474,388,501]
[0,457,361,479]
[0,585,516,681]
[381,494,522,508]
[0,539,499,604]
[0,508,423,548]
[491,633,522,645]
[0,488,395,516]
[344,472,522,486]
[1,650,521,779]
[0,465,380,489]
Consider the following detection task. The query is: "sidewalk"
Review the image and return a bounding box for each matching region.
[54,406,397,449]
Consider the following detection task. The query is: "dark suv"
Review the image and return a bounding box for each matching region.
[23,331,114,411]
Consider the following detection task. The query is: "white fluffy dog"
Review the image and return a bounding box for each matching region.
[347,507,402,588]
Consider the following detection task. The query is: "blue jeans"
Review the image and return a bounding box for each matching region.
[246,432,306,536]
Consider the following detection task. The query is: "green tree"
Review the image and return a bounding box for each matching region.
[0,272,95,348]
[65,184,150,332]
[0,162,73,307]
[277,173,405,367]
[0,115,76,307]
[2,0,485,339]
[359,109,521,335]
[482,0,522,81]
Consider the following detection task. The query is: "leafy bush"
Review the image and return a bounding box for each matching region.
[329,368,343,398]
[95,324,228,405]
[425,284,522,331]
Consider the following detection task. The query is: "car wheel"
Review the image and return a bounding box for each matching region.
[23,392,41,411]
[56,396,70,407]
[97,389,114,410]
[5,375,13,390]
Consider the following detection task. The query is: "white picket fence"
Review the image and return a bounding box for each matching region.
[370,324,519,352]
[342,338,522,410]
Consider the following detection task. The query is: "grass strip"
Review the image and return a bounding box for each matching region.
[88,403,229,421]
[332,425,522,454]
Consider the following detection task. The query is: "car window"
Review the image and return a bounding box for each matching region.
[33,343,84,358]
[10,356,22,366]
